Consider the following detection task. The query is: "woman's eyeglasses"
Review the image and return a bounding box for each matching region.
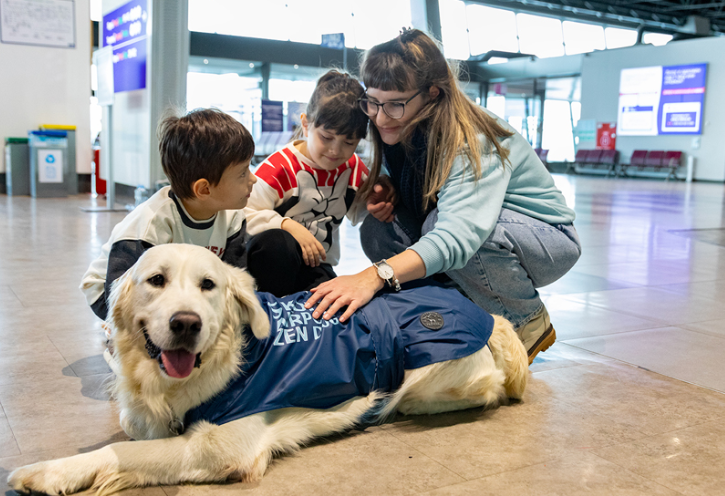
[358,90,423,120]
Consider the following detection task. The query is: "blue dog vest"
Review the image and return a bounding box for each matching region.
[184,285,493,428]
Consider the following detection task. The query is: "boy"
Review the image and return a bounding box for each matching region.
[81,108,257,321]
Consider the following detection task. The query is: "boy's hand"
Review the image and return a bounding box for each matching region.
[366,175,397,223]
[281,219,327,267]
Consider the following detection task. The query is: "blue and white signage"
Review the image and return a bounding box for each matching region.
[321,33,345,50]
[261,100,284,132]
[618,63,707,136]
[102,0,148,93]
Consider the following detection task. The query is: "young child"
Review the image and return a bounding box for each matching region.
[244,70,370,297]
[81,108,257,325]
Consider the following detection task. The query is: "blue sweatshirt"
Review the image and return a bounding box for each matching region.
[387,109,575,277]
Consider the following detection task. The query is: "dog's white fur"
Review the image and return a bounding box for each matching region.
[8,244,528,495]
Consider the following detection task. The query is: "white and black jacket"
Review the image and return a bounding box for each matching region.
[80,186,248,320]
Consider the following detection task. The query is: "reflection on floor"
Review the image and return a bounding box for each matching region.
[2,175,725,495]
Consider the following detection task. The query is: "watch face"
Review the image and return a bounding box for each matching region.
[377,264,394,279]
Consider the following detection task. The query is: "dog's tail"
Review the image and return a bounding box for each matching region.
[487,315,528,399]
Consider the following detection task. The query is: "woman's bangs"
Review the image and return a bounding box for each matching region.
[362,54,414,93]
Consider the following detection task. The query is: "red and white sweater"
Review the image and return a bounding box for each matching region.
[245,141,368,266]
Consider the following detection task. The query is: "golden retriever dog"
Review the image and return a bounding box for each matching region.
[8,244,528,495]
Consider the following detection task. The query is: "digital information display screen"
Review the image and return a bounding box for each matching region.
[102,0,148,93]
[617,63,707,136]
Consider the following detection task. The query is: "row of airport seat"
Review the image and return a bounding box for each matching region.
[252,131,295,164]
[574,149,683,180]
[574,149,620,176]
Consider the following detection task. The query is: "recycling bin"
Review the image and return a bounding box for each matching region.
[28,130,69,198]
[4,137,30,195]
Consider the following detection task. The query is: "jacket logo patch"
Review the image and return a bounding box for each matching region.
[420,312,444,330]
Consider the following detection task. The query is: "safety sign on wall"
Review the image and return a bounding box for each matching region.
[596,123,616,150]
[38,149,63,183]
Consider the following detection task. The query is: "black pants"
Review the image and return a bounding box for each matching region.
[246,229,336,298]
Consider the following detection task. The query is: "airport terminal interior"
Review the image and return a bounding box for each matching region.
[2,0,725,494]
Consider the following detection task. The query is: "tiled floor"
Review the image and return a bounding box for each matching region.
[2,175,725,495]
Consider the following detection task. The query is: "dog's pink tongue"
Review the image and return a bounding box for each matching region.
[160,350,196,379]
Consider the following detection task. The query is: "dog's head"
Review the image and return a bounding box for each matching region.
[108,244,270,380]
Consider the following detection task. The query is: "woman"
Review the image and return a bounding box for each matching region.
[305,29,581,364]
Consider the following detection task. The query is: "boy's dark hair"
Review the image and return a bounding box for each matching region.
[298,70,368,140]
[158,108,255,199]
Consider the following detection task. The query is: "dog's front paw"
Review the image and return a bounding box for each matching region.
[8,458,96,495]
[9,461,62,495]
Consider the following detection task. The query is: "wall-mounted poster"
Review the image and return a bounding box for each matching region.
[617,63,707,136]
[102,0,148,93]
[261,100,284,132]
[0,0,75,48]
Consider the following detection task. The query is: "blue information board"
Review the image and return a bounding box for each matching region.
[658,64,707,135]
[618,63,707,136]
[102,0,148,93]
[262,100,284,132]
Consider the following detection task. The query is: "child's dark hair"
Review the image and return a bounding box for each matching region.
[298,70,368,140]
[158,108,255,199]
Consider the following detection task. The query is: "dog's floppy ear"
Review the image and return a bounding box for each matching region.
[107,271,133,334]
[226,266,270,339]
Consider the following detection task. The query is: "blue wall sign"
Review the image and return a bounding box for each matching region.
[658,64,707,135]
[102,0,148,93]
[262,100,284,132]
[618,63,707,136]
[321,33,345,49]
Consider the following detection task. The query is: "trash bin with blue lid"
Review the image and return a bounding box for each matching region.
[4,137,30,196]
[28,130,69,198]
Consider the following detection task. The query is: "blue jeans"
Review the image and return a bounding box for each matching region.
[360,207,581,328]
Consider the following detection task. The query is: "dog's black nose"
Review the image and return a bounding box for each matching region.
[169,312,202,336]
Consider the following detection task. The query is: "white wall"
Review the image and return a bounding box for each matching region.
[0,0,91,174]
[580,37,725,181]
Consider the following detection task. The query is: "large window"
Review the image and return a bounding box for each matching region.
[516,14,565,58]
[440,2,654,60]
[187,72,263,137]
[605,27,638,49]
[188,0,410,49]
[563,21,605,55]
[466,3,519,56]
[643,32,673,46]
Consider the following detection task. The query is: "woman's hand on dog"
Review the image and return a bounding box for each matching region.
[282,218,327,267]
[305,267,382,322]
[366,175,397,223]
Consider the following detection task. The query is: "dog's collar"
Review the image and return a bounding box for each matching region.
[168,407,185,436]
[142,329,202,372]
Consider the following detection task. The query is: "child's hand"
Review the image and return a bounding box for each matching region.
[366,175,397,223]
[281,219,327,267]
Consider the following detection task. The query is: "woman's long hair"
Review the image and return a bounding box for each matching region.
[359,29,513,209]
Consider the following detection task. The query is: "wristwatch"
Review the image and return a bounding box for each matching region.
[373,259,401,291]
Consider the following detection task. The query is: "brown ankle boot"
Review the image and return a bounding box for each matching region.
[516,306,556,365]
